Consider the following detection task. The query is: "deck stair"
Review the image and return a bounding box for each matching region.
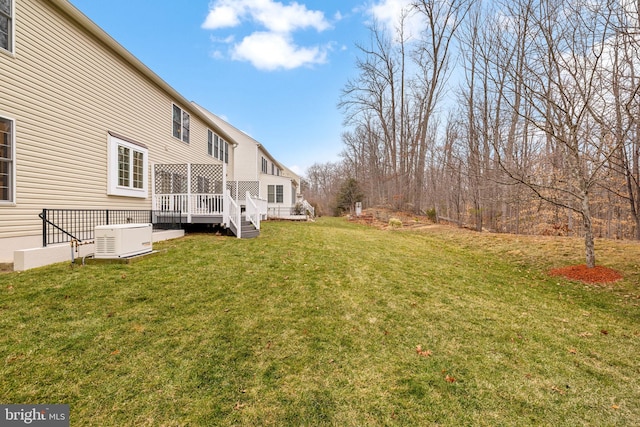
[230,216,260,239]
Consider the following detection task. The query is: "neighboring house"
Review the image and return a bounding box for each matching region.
[192,103,313,220]
[0,0,264,270]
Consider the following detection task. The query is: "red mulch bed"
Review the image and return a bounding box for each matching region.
[549,264,623,284]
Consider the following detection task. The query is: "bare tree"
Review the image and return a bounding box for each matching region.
[492,0,618,267]
[411,0,472,214]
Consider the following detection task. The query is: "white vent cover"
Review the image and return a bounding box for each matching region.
[94,223,153,259]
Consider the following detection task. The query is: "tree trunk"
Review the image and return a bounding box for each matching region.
[582,194,596,268]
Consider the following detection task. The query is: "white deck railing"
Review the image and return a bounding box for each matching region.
[245,192,261,231]
[227,190,241,238]
[154,190,270,237]
[301,200,315,218]
[153,194,225,219]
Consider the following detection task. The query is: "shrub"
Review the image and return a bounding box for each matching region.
[426,208,437,222]
[293,202,304,215]
[389,217,402,228]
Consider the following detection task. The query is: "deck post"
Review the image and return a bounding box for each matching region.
[222,162,228,226]
[150,162,156,211]
[187,163,192,223]
[41,209,47,247]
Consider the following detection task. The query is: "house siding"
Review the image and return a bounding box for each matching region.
[262,174,295,206]
[0,0,224,243]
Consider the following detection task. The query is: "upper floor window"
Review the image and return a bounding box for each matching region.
[0,116,14,203]
[261,157,268,174]
[214,134,219,158]
[207,130,213,156]
[0,0,13,53]
[172,104,190,143]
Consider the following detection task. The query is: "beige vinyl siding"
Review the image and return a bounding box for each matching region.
[0,0,220,239]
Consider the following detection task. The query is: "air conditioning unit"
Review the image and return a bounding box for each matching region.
[94,223,153,259]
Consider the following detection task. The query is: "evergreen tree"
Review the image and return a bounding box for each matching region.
[335,178,364,215]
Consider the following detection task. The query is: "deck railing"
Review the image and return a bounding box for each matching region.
[227,190,241,238]
[245,192,262,231]
[152,194,225,216]
[39,209,182,247]
[301,200,315,218]
[267,206,306,218]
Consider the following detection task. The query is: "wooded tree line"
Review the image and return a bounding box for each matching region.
[303,0,640,267]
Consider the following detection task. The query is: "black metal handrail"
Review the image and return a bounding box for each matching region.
[40,209,182,247]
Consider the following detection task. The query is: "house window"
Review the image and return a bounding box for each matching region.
[214,134,219,159]
[132,151,144,189]
[0,116,14,203]
[271,163,275,175]
[0,0,12,53]
[261,157,268,174]
[117,146,144,189]
[172,173,187,193]
[207,130,213,156]
[159,170,186,194]
[267,185,284,203]
[197,176,210,193]
[267,185,274,203]
[159,171,172,194]
[172,104,190,143]
[215,136,229,164]
[108,133,148,198]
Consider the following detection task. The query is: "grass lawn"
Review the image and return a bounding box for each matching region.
[1,217,639,426]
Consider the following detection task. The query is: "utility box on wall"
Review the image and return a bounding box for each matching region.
[94,223,153,259]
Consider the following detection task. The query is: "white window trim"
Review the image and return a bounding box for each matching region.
[0,0,15,56]
[267,184,284,204]
[107,134,148,198]
[0,114,16,205]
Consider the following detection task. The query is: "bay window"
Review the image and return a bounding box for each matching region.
[108,132,148,198]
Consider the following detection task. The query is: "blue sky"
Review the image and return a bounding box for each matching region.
[67,0,417,176]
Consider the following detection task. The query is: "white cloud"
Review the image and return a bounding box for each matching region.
[202,5,241,29]
[232,32,327,71]
[251,1,329,33]
[368,0,424,41]
[203,0,329,33]
[202,0,332,70]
